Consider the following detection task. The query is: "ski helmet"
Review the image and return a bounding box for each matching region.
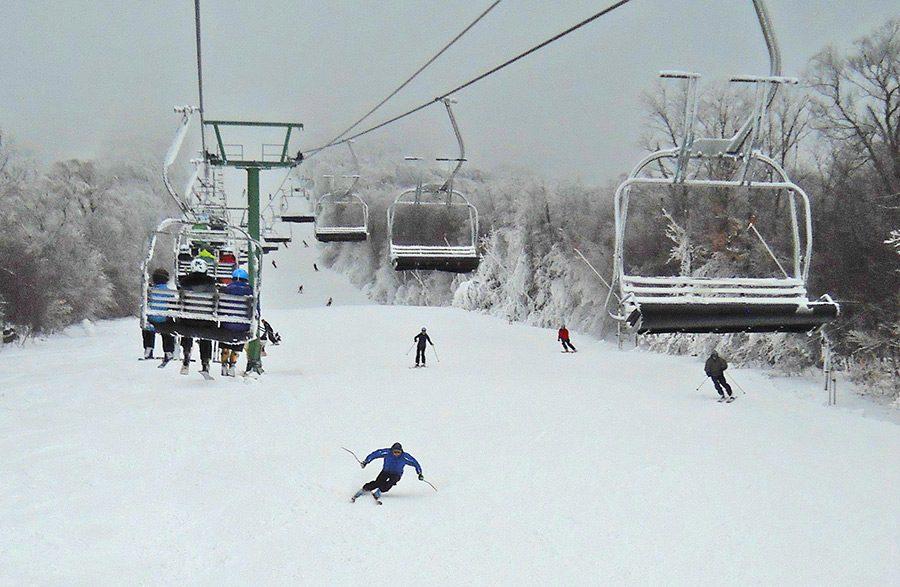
[391,442,403,453]
[232,268,249,281]
[151,268,170,285]
[190,257,210,274]
[421,327,426,332]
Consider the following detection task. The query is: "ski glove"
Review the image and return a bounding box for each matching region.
[418,473,424,481]
[360,461,367,469]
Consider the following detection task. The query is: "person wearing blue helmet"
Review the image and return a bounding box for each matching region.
[218,267,254,376]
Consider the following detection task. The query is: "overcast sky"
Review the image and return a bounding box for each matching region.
[1,1,896,185]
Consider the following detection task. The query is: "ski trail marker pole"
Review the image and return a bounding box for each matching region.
[420,478,438,491]
[341,447,363,465]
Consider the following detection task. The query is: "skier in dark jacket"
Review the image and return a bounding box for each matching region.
[705,351,733,400]
[413,327,433,367]
[558,325,577,352]
[218,268,253,377]
[179,257,217,375]
[352,442,423,503]
[143,268,176,361]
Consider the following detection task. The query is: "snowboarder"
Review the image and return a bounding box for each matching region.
[558,325,577,353]
[352,442,423,504]
[218,268,253,377]
[142,268,176,362]
[413,327,433,367]
[326,297,333,307]
[705,351,733,401]
[258,319,281,357]
[179,257,217,376]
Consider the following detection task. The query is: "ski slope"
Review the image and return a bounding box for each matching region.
[1,223,898,585]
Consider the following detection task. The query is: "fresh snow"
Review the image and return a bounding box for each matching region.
[1,223,898,584]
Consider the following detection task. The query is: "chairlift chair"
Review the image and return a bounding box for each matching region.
[315,144,370,242]
[387,99,480,273]
[279,187,316,223]
[607,3,838,334]
[141,218,262,344]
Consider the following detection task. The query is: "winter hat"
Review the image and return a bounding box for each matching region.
[391,442,403,452]
[151,268,170,284]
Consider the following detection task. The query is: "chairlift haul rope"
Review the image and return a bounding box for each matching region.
[304,0,635,156]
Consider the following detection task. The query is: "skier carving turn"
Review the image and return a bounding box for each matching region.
[352,443,423,505]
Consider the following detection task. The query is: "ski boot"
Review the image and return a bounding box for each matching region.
[143,347,154,360]
[221,362,229,377]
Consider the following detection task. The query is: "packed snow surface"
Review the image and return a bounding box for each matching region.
[2,225,898,585]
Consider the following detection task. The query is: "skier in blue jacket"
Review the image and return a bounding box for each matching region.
[219,268,253,377]
[352,442,423,503]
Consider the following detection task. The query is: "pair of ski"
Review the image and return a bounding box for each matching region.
[718,396,736,403]
[139,356,178,369]
[180,363,214,380]
[410,364,428,369]
[351,492,382,506]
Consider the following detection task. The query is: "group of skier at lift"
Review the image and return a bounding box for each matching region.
[142,252,280,378]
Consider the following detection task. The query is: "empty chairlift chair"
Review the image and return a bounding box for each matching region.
[387,99,480,273]
[315,144,370,242]
[607,19,839,334]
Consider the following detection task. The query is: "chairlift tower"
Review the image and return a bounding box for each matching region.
[202,120,304,369]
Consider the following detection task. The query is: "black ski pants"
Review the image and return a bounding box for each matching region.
[711,374,732,397]
[182,337,212,365]
[560,338,576,352]
[416,346,427,365]
[143,329,175,353]
[363,470,400,493]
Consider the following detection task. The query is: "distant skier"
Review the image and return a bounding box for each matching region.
[558,325,577,353]
[313,263,319,271]
[218,268,253,377]
[179,257,217,376]
[302,240,309,248]
[352,442,423,504]
[297,285,304,294]
[271,259,278,269]
[326,297,333,307]
[413,327,433,367]
[143,268,176,362]
[705,351,733,401]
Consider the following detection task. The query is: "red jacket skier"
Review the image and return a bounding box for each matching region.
[558,325,577,352]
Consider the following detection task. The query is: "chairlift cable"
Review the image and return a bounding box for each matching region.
[316,0,502,158]
[304,0,635,156]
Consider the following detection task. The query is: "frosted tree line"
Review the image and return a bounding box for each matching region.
[0,140,177,337]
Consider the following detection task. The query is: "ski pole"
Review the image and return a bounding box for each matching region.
[420,478,438,491]
[405,342,415,355]
[695,377,707,392]
[341,447,363,465]
[728,374,748,395]
[431,345,440,363]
